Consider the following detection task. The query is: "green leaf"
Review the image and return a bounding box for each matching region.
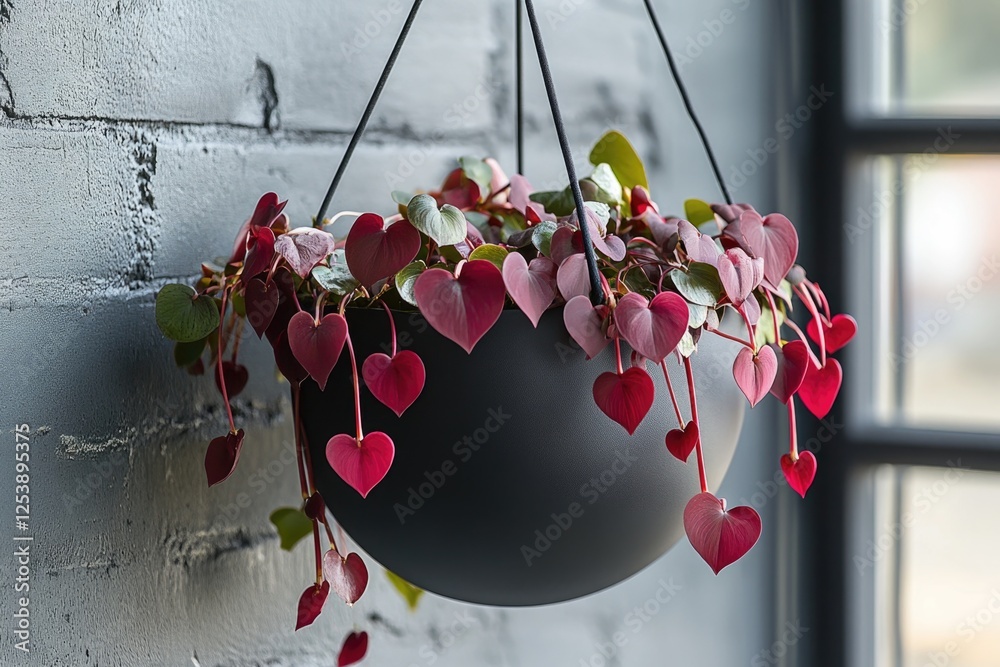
[460,156,493,196]
[588,163,623,204]
[469,243,508,270]
[684,199,715,226]
[394,260,427,307]
[155,284,220,343]
[677,330,698,358]
[407,194,467,246]
[589,130,648,190]
[530,187,576,217]
[385,570,425,611]
[687,302,708,329]
[230,290,246,317]
[269,507,313,551]
[670,263,723,307]
[312,251,359,296]
[391,190,413,216]
[531,221,559,257]
[173,338,206,368]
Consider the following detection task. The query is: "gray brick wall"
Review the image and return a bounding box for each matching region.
[0,1,787,665]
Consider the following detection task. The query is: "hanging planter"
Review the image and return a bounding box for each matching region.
[152,0,856,650]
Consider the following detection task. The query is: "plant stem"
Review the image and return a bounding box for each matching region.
[312,521,323,584]
[292,384,309,500]
[344,330,364,441]
[217,287,237,434]
[787,396,799,459]
[705,327,755,350]
[380,301,398,356]
[738,304,758,354]
[230,316,245,362]
[794,284,826,366]
[660,360,685,426]
[764,290,781,343]
[683,357,709,493]
[783,318,822,368]
[614,336,624,375]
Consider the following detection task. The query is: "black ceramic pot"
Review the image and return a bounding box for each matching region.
[301,306,745,606]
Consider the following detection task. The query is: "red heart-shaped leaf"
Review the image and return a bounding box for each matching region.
[631,185,658,216]
[362,350,425,417]
[323,550,369,605]
[717,248,764,307]
[665,421,699,462]
[733,346,777,407]
[345,213,422,288]
[768,340,810,404]
[807,313,858,354]
[413,260,505,354]
[205,429,245,487]
[780,451,818,498]
[274,227,337,279]
[214,360,249,398]
[287,312,348,391]
[295,581,329,630]
[684,492,762,574]
[326,432,395,498]
[563,295,610,359]
[797,358,842,419]
[244,277,279,338]
[273,329,308,384]
[734,211,799,285]
[503,253,557,327]
[337,631,369,667]
[593,367,655,435]
[613,292,689,363]
[241,225,276,284]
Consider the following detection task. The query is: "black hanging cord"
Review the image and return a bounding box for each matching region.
[515,0,524,175]
[314,0,425,226]
[642,0,734,205]
[522,0,604,305]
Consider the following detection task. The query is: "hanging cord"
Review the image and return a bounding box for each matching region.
[642,0,734,205]
[522,0,604,305]
[515,0,524,175]
[314,0,426,226]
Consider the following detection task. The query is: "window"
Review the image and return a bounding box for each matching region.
[806,2,1000,666]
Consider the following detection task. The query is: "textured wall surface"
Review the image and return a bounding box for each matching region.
[0,0,789,665]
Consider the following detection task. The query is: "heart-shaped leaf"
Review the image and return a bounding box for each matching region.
[797,358,842,419]
[173,338,206,368]
[205,429,245,487]
[733,211,799,285]
[155,284,220,343]
[274,227,337,279]
[563,295,610,359]
[338,631,369,667]
[323,550,369,605]
[593,367,655,435]
[345,213,422,287]
[807,313,858,354]
[287,312,348,391]
[780,451,818,498]
[362,350,425,417]
[768,340,810,403]
[717,248,764,307]
[386,570,424,611]
[678,220,720,266]
[273,330,308,384]
[242,225,276,283]
[733,346,778,407]
[413,260,505,354]
[670,263,723,307]
[548,225,578,266]
[244,277,279,338]
[684,199,715,226]
[556,253,592,302]
[394,260,426,307]
[269,507,313,551]
[326,432,395,498]
[295,581,329,631]
[503,253,557,327]
[312,259,360,297]
[613,292,689,363]
[407,194,468,246]
[665,421,699,462]
[589,130,648,189]
[684,492,762,574]
[468,243,509,271]
[214,360,249,398]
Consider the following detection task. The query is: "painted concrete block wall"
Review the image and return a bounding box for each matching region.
[1,0,789,665]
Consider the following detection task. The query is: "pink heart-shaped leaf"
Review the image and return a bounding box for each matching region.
[807,313,858,354]
[323,550,369,605]
[678,219,720,266]
[295,581,329,630]
[733,346,777,407]
[287,311,348,391]
[563,295,610,359]
[684,492,762,574]
[413,260,505,354]
[362,350,425,417]
[241,225,276,283]
[274,227,338,279]
[780,451,818,498]
[502,253,557,327]
[205,429,245,487]
[244,277,279,338]
[556,253,591,302]
[734,211,799,285]
[548,226,578,265]
[613,292,689,363]
[769,340,810,404]
[337,631,369,667]
[717,248,764,306]
[797,358,842,419]
[214,360,249,398]
[665,421,699,462]
[593,367,655,435]
[326,432,395,498]
[345,213,422,288]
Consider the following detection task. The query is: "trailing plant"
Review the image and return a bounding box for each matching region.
[155,130,854,647]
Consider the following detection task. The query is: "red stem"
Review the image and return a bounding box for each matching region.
[380,301,398,356]
[660,361,685,426]
[787,396,799,459]
[764,290,781,343]
[312,521,323,584]
[705,327,755,350]
[794,284,826,366]
[683,357,709,493]
[738,303,758,354]
[344,330,364,441]
[217,287,237,433]
[614,336,624,375]
[292,385,309,500]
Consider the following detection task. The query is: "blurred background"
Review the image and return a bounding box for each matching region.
[0,0,998,665]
